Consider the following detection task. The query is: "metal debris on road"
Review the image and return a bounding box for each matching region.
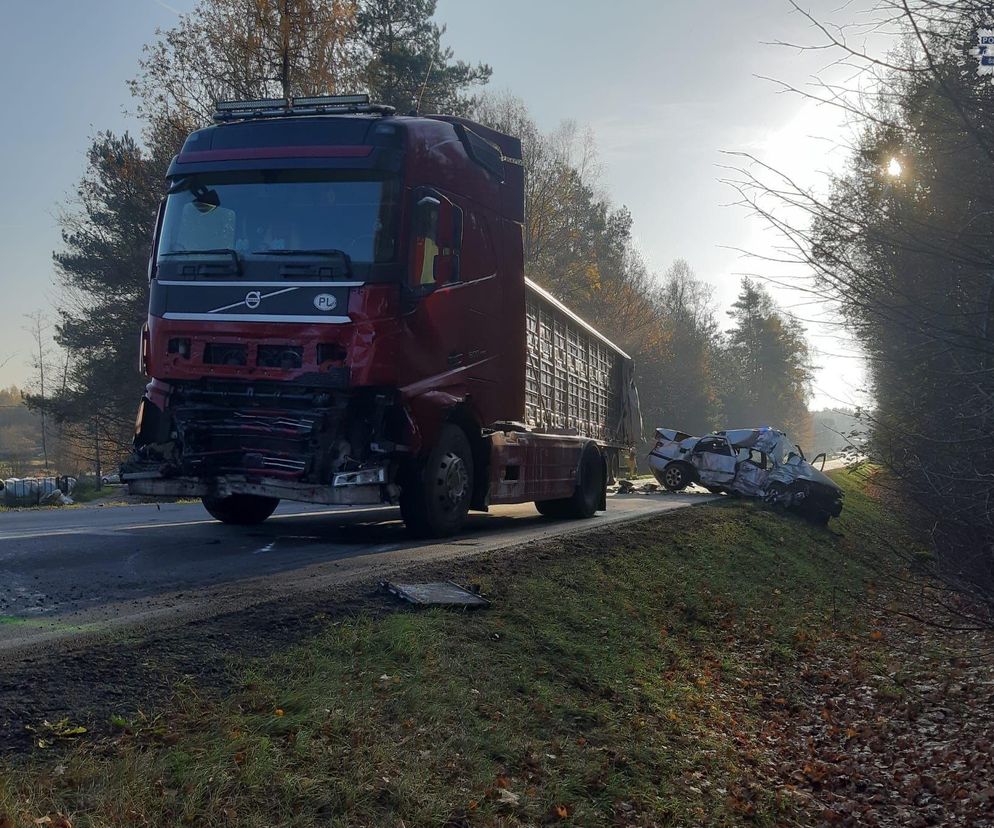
[381,581,491,608]
[611,480,659,495]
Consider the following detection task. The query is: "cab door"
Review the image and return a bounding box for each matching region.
[400,187,507,422]
[399,188,466,383]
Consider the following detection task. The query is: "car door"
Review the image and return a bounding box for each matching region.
[732,448,769,496]
[690,436,738,485]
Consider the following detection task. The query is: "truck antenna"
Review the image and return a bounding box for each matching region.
[414,54,435,115]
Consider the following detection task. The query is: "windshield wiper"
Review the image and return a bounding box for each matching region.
[252,248,352,277]
[159,248,241,276]
[252,248,350,258]
[161,248,240,258]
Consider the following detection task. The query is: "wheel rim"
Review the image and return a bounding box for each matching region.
[664,466,683,487]
[437,452,469,512]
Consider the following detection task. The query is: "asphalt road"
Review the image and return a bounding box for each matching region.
[0,489,716,652]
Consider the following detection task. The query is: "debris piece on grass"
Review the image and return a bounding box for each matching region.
[496,789,520,806]
[381,581,490,608]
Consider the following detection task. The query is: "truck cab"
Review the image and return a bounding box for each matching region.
[125,95,628,536]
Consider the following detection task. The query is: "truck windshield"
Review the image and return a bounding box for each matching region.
[158,171,398,265]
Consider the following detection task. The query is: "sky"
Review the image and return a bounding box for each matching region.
[0,0,885,410]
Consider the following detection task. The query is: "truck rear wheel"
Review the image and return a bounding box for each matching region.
[535,444,604,520]
[400,424,474,538]
[202,494,279,525]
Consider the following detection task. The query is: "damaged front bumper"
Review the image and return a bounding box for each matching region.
[125,378,408,507]
[123,469,395,506]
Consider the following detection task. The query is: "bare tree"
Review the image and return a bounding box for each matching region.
[23,311,51,471]
[724,0,994,618]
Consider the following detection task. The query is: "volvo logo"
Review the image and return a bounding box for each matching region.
[313,293,338,312]
[244,290,262,309]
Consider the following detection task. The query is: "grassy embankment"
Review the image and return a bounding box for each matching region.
[0,471,947,826]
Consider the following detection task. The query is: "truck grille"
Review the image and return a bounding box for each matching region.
[174,406,322,479]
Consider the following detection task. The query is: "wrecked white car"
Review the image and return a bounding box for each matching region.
[647,426,843,524]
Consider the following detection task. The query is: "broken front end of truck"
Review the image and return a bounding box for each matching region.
[124,95,638,535]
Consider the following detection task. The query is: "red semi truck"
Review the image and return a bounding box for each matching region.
[123,94,640,536]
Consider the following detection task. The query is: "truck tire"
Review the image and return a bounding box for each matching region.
[535,444,604,520]
[534,499,570,518]
[661,461,692,491]
[202,494,279,525]
[400,424,474,538]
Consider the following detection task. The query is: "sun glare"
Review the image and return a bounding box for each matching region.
[887,157,903,177]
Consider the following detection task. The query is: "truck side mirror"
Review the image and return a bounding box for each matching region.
[148,198,166,281]
[411,191,463,289]
[416,195,441,232]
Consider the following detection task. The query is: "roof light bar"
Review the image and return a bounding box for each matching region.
[216,97,288,112]
[292,94,369,107]
[212,93,393,122]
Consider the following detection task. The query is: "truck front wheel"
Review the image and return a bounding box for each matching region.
[202,494,279,525]
[400,424,474,538]
[535,444,604,520]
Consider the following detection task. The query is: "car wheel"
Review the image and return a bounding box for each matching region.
[661,462,691,491]
[764,481,787,507]
[202,494,280,525]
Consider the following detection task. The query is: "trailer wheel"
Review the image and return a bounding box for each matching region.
[400,424,474,538]
[202,494,279,525]
[535,444,604,520]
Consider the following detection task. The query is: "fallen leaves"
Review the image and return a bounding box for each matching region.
[745,603,994,826]
[24,718,87,749]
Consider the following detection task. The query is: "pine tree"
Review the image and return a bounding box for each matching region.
[358,0,490,113]
[721,278,811,439]
[37,133,164,453]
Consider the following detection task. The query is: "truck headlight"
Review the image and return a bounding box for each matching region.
[333,467,387,487]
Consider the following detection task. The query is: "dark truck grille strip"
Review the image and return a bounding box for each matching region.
[151,280,357,324]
